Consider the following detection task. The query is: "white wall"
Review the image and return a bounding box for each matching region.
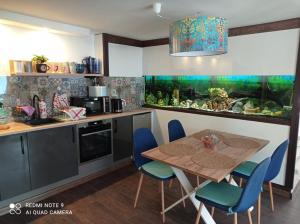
[108,43,143,77]
[143,29,300,76]
[94,34,104,75]
[0,23,95,75]
[144,29,300,187]
[152,109,290,185]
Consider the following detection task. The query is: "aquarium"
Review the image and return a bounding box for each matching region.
[145,75,294,120]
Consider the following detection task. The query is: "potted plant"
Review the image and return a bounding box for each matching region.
[32,55,49,73]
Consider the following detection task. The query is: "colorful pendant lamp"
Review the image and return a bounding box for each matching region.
[169,16,228,56]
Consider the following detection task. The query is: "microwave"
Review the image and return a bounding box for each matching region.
[70,97,110,115]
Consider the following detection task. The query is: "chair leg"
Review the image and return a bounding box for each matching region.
[211,207,215,218]
[161,181,165,223]
[180,184,186,207]
[269,182,274,212]
[169,179,174,188]
[247,211,253,224]
[257,193,261,224]
[195,203,203,224]
[233,213,238,224]
[134,173,144,208]
[197,176,200,186]
[239,178,243,187]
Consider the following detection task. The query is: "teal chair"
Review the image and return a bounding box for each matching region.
[232,140,288,212]
[133,128,185,223]
[195,158,271,224]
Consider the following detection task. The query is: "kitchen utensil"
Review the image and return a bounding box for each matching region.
[69,62,77,74]
[23,61,33,72]
[94,59,101,74]
[76,64,85,74]
[12,60,24,73]
[82,56,96,74]
[47,62,60,73]
[111,98,126,113]
[56,62,70,73]
[36,64,50,73]
[88,86,107,97]
[39,99,47,119]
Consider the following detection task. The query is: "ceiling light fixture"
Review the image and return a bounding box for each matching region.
[169,16,228,56]
[153,2,162,15]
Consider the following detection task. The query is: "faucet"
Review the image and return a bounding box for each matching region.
[32,95,40,120]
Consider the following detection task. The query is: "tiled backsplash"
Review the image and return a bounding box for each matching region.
[0,76,145,119]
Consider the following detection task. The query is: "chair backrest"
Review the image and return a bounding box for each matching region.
[265,140,289,182]
[232,158,271,213]
[133,128,157,168]
[168,119,186,142]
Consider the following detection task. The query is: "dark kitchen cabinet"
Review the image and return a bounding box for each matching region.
[113,116,133,161]
[27,126,79,189]
[0,134,31,200]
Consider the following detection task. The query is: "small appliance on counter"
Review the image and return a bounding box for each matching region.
[70,96,110,115]
[111,98,126,113]
[88,77,107,97]
[88,86,107,97]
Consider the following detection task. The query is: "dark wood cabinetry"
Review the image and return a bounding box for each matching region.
[27,126,79,189]
[0,134,30,200]
[0,112,152,201]
[113,113,152,162]
[113,116,133,162]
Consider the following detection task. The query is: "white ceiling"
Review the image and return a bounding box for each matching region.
[0,0,299,40]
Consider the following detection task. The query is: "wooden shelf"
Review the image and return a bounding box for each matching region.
[11,72,104,78]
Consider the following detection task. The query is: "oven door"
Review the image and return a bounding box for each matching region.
[79,123,112,163]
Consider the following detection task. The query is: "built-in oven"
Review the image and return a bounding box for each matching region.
[78,120,112,163]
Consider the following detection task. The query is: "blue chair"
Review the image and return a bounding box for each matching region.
[168,119,200,186]
[195,158,271,224]
[231,140,288,212]
[133,128,185,223]
[168,119,186,142]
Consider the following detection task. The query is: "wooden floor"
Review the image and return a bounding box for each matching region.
[1,164,300,224]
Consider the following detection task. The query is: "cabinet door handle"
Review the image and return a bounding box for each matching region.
[20,136,24,154]
[113,120,117,133]
[72,127,75,143]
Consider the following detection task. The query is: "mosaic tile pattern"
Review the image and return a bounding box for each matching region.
[105,77,145,111]
[0,76,144,119]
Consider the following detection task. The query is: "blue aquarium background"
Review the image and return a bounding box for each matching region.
[145,75,294,119]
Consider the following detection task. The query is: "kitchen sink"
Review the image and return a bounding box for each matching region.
[25,118,60,126]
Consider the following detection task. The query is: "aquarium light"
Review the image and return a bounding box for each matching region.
[169,16,228,56]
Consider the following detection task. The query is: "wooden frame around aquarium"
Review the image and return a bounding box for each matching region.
[101,18,300,194]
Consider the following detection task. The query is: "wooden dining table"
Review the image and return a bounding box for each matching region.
[142,129,269,224]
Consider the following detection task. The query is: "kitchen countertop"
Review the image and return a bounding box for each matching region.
[0,108,153,137]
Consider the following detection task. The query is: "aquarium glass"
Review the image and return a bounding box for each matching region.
[145,75,294,119]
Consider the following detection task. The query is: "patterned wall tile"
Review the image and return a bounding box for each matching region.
[0,76,145,118]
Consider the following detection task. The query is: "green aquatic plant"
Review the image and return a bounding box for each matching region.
[145,93,157,105]
[208,88,228,99]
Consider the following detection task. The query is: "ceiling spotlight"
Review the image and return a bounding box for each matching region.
[153,2,162,15]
